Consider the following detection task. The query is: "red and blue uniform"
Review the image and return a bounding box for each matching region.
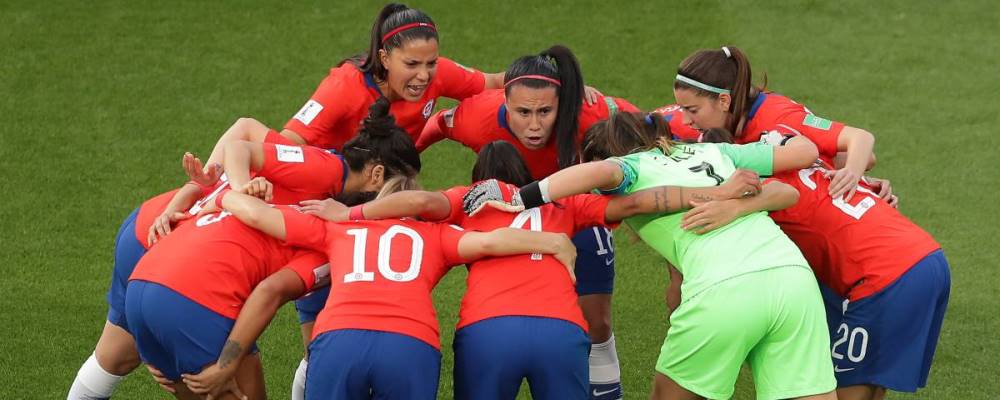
[279,210,470,400]
[418,89,633,298]
[651,103,701,141]
[125,209,328,380]
[282,58,486,150]
[768,167,949,392]
[440,182,614,400]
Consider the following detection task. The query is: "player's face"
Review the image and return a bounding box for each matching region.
[380,39,439,102]
[505,85,559,150]
[673,88,730,131]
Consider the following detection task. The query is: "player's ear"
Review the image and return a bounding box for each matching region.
[367,164,385,188]
[717,92,732,112]
[378,49,390,70]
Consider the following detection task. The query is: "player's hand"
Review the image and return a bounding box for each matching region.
[583,85,604,105]
[826,166,863,201]
[147,211,190,246]
[300,198,349,221]
[238,177,273,202]
[550,233,578,283]
[145,364,176,393]
[716,169,761,199]
[183,152,223,187]
[182,363,247,400]
[462,179,524,216]
[864,175,898,208]
[681,199,741,234]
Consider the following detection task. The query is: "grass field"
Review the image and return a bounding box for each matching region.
[2,0,998,398]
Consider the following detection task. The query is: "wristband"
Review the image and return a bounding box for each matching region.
[518,181,548,209]
[214,189,230,209]
[348,205,365,221]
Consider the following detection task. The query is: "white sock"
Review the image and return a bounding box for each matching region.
[291,358,308,400]
[589,334,621,385]
[67,353,124,400]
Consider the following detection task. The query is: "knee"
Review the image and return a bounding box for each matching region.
[94,350,141,376]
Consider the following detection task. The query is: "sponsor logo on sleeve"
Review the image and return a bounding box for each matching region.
[294,99,324,126]
[422,99,436,119]
[802,114,833,130]
[275,144,305,163]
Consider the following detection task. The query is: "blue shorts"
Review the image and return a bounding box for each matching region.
[295,286,330,324]
[820,250,950,392]
[305,329,441,400]
[453,316,590,400]
[124,280,258,380]
[573,226,615,296]
[106,208,147,331]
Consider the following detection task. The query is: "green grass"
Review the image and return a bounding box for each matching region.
[2,0,998,398]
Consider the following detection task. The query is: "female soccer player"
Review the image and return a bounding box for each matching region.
[686,132,950,400]
[470,112,837,400]
[668,45,877,202]
[298,140,762,399]
[414,44,638,396]
[181,177,578,400]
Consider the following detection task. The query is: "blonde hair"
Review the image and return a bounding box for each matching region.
[375,175,422,199]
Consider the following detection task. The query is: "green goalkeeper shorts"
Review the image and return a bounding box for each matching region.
[656,265,836,400]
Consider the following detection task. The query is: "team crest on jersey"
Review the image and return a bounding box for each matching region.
[422,99,435,119]
[803,114,833,130]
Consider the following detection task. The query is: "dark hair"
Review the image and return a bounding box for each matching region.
[471,141,533,186]
[581,112,676,162]
[674,46,767,135]
[345,3,437,82]
[504,45,585,169]
[342,97,422,180]
[699,127,734,144]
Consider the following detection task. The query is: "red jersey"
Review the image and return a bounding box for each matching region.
[284,58,486,150]
[133,179,233,249]
[281,209,469,349]
[129,209,329,319]
[418,89,640,179]
[441,183,613,331]
[255,143,347,204]
[768,167,940,300]
[651,103,702,141]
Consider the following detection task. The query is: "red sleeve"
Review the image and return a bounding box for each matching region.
[282,250,330,292]
[258,144,346,195]
[280,207,329,252]
[434,58,487,100]
[284,68,365,148]
[435,222,471,265]
[566,194,619,230]
[415,109,453,152]
[771,109,845,158]
[440,186,469,225]
[614,97,640,113]
[264,129,299,146]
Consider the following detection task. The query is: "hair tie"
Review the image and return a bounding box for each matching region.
[504,74,562,88]
[675,74,731,95]
[644,114,655,125]
[722,46,732,58]
[381,22,436,42]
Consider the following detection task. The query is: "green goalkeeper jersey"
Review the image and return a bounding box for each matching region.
[604,143,809,301]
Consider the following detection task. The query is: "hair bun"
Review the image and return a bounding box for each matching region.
[361,97,396,138]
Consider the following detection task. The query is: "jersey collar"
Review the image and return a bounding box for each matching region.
[326,149,350,194]
[363,72,385,97]
[747,92,767,122]
[497,104,515,135]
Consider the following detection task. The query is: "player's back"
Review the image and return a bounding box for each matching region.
[129,211,298,319]
[770,167,940,300]
[305,218,468,349]
[441,184,610,331]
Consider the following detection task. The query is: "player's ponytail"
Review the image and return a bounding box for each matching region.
[471,140,533,187]
[343,97,422,180]
[350,3,438,81]
[581,112,677,162]
[674,46,766,136]
[504,45,585,169]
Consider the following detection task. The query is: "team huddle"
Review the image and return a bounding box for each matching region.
[66,3,951,400]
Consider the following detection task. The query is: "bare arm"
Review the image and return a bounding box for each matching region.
[181,269,305,396]
[542,161,626,201]
[772,135,819,173]
[484,72,506,90]
[680,181,799,234]
[458,228,577,281]
[603,170,763,223]
[147,183,204,246]
[223,140,266,192]
[220,190,287,240]
[200,118,275,170]
[828,126,876,200]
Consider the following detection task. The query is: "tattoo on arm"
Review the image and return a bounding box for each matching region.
[218,340,243,369]
[692,192,715,202]
[653,190,664,211]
